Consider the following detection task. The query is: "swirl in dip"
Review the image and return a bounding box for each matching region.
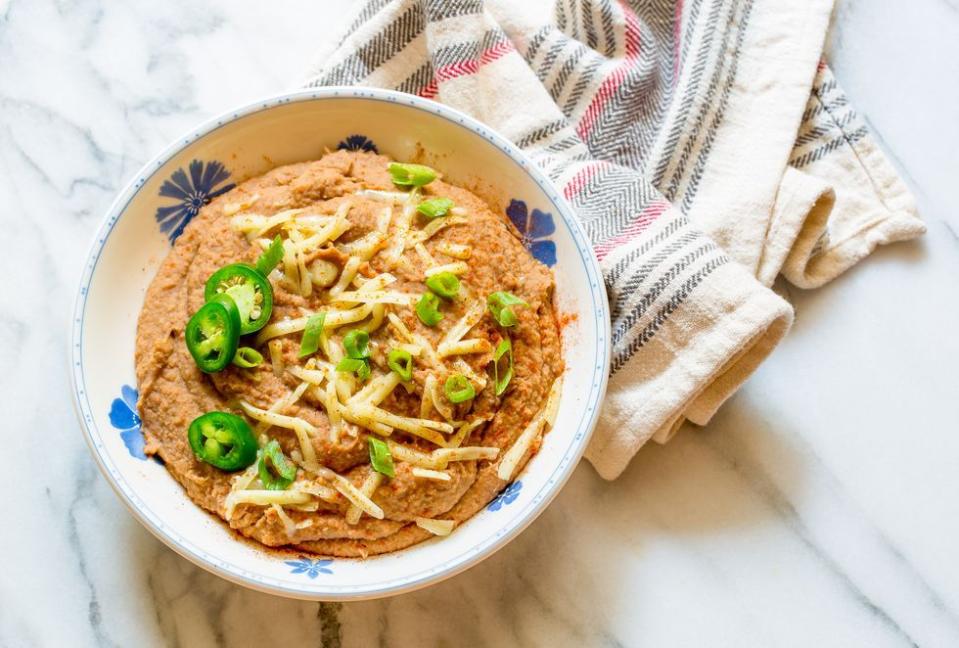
[135,150,562,557]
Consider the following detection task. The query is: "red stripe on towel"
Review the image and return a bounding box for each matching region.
[562,162,606,200]
[594,202,669,261]
[418,40,516,99]
[576,1,642,139]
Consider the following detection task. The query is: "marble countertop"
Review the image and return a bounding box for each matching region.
[3,0,958,646]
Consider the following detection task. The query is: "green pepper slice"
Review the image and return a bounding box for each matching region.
[185,293,241,373]
[388,162,437,187]
[187,411,257,471]
[487,291,528,327]
[343,329,370,359]
[493,337,513,396]
[299,312,327,358]
[204,263,274,335]
[387,348,414,382]
[258,439,297,490]
[426,272,460,300]
[445,373,476,404]
[255,236,285,277]
[416,292,444,326]
[368,437,395,478]
[233,346,263,369]
[337,357,371,381]
[417,197,454,219]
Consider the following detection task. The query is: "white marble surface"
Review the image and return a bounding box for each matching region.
[2,0,958,646]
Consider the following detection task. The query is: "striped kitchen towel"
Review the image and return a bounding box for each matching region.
[304,0,925,479]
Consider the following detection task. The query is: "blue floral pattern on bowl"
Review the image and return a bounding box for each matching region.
[337,134,378,153]
[506,200,556,267]
[155,159,235,243]
[487,481,523,512]
[109,385,145,460]
[285,557,334,578]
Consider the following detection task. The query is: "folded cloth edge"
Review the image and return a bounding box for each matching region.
[585,259,793,480]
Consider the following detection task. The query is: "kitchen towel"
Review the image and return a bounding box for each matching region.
[304,0,925,479]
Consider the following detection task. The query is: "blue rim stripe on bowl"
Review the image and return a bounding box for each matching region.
[70,87,611,600]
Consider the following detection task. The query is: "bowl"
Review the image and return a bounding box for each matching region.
[70,87,610,600]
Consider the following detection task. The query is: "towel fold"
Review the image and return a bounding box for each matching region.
[304,0,924,479]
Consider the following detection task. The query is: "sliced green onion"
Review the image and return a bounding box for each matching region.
[258,439,297,491]
[232,346,264,369]
[493,337,513,396]
[417,197,454,219]
[425,272,460,300]
[342,329,370,359]
[387,348,414,382]
[368,437,395,478]
[444,373,475,404]
[416,292,444,326]
[255,235,284,277]
[487,291,528,327]
[336,357,371,381]
[388,162,437,187]
[299,312,326,358]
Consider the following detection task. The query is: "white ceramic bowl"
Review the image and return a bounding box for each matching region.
[71,87,610,600]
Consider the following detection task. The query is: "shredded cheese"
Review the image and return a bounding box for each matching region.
[435,241,471,260]
[349,372,401,407]
[311,466,385,519]
[231,208,306,239]
[355,189,411,203]
[286,364,327,385]
[452,358,487,392]
[328,256,362,298]
[395,342,422,356]
[424,261,469,277]
[408,215,468,245]
[271,503,297,540]
[352,403,452,438]
[387,441,499,469]
[439,300,485,350]
[543,377,563,427]
[268,339,285,376]
[388,442,444,469]
[415,518,455,536]
[287,227,312,297]
[411,468,451,481]
[345,472,385,525]
[339,230,386,261]
[387,313,415,343]
[240,400,316,434]
[239,400,318,466]
[426,374,455,422]
[375,205,393,233]
[496,418,543,481]
[224,489,312,520]
[419,375,435,420]
[299,481,338,502]
[333,290,415,306]
[414,242,437,268]
[357,272,397,293]
[254,379,311,434]
[435,446,499,463]
[338,406,393,437]
[381,194,416,267]
[443,417,488,449]
[222,193,260,216]
[255,303,373,345]
[437,338,492,358]
[358,304,386,333]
